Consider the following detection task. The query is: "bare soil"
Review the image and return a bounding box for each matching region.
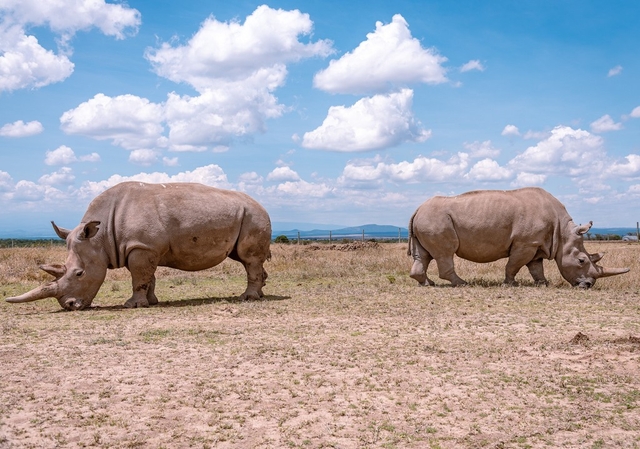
[1,242,640,448]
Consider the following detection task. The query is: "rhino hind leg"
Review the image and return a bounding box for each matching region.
[526,259,548,286]
[124,249,159,308]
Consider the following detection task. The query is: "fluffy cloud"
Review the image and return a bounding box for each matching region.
[302,89,431,152]
[0,0,140,91]
[0,171,13,191]
[605,155,640,178]
[0,119,43,137]
[460,60,485,72]
[129,149,159,166]
[267,166,300,182]
[467,159,512,182]
[511,172,547,188]
[508,126,605,177]
[630,106,640,118]
[501,124,520,136]
[60,93,166,150]
[464,141,500,158]
[590,114,623,133]
[313,14,447,94]
[39,167,75,186]
[44,145,100,165]
[145,5,332,92]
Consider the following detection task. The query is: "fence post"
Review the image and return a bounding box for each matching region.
[398,227,401,243]
[297,231,300,245]
[329,230,332,243]
[362,229,364,242]
[637,222,639,242]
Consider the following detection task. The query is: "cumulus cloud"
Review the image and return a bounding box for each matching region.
[501,124,520,136]
[460,60,485,72]
[509,126,605,177]
[44,145,101,165]
[0,119,43,137]
[607,65,623,77]
[605,154,640,178]
[630,106,640,118]
[145,5,332,91]
[267,166,300,182]
[511,172,547,188]
[60,93,166,150]
[464,140,500,158]
[0,0,140,91]
[39,167,75,186]
[0,170,13,191]
[590,114,623,133]
[129,149,159,166]
[302,89,431,152]
[340,153,470,185]
[467,159,512,182]
[313,14,447,94]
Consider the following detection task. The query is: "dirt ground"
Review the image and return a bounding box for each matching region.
[1,242,640,448]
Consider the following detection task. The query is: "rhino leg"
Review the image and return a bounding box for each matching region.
[147,275,159,305]
[526,259,548,286]
[504,246,539,285]
[435,255,467,286]
[237,260,267,301]
[409,237,435,286]
[124,249,159,308]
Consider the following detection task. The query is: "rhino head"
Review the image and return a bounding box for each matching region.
[6,221,108,310]
[557,221,629,288]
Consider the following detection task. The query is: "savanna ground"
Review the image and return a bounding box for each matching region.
[1,241,640,448]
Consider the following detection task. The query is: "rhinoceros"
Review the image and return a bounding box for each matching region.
[408,187,629,288]
[6,182,272,310]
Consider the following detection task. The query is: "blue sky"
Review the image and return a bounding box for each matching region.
[1,0,639,235]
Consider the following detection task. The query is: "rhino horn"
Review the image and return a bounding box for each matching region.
[589,252,604,263]
[5,282,59,303]
[597,266,630,278]
[51,221,72,240]
[40,264,66,280]
[575,221,593,235]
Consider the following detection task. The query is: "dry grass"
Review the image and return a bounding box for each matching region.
[1,242,640,448]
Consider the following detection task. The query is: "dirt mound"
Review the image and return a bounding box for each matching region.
[570,331,590,345]
[305,241,381,251]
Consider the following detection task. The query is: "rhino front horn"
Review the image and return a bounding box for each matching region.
[598,267,631,278]
[5,282,59,303]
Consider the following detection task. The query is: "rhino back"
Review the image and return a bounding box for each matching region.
[414,188,567,263]
[82,182,270,271]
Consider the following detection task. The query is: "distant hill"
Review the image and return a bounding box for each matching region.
[272,224,408,240]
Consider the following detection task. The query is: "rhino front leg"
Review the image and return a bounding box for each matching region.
[504,246,538,285]
[435,255,467,286]
[238,260,267,301]
[526,259,548,286]
[124,249,159,308]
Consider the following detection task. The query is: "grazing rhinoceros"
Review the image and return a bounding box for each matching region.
[408,187,629,288]
[6,182,272,310]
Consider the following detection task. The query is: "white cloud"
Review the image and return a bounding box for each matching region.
[0,119,43,137]
[0,171,13,191]
[313,14,447,94]
[509,126,605,177]
[340,153,470,185]
[523,130,549,140]
[39,167,75,186]
[501,124,520,136]
[630,106,640,118]
[145,5,332,92]
[44,145,76,165]
[0,0,140,91]
[607,65,623,77]
[511,172,547,188]
[11,180,47,201]
[272,180,334,198]
[129,149,159,166]
[605,155,640,178]
[267,166,300,182]
[590,114,623,133]
[60,93,166,150]
[467,159,512,182]
[302,89,431,152]
[162,157,178,167]
[464,140,500,158]
[460,60,485,72]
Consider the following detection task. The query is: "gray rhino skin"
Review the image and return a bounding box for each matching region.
[6,182,272,310]
[408,187,629,288]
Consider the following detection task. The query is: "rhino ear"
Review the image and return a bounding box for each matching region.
[575,221,593,235]
[40,264,66,280]
[51,221,72,240]
[80,221,101,240]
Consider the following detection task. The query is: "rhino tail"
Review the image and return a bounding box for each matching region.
[407,210,418,256]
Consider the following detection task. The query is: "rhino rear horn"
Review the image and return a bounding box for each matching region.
[40,264,66,280]
[5,282,59,304]
[51,221,72,240]
[589,252,604,263]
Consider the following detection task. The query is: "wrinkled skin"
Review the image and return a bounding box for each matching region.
[408,188,629,288]
[6,182,272,311]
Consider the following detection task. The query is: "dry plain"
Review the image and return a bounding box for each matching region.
[1,241,640,448]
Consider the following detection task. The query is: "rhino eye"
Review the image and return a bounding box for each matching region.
[75,270,85,277]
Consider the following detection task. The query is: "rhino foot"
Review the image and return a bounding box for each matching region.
[238,290,262,301]
[124,296,150,308]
